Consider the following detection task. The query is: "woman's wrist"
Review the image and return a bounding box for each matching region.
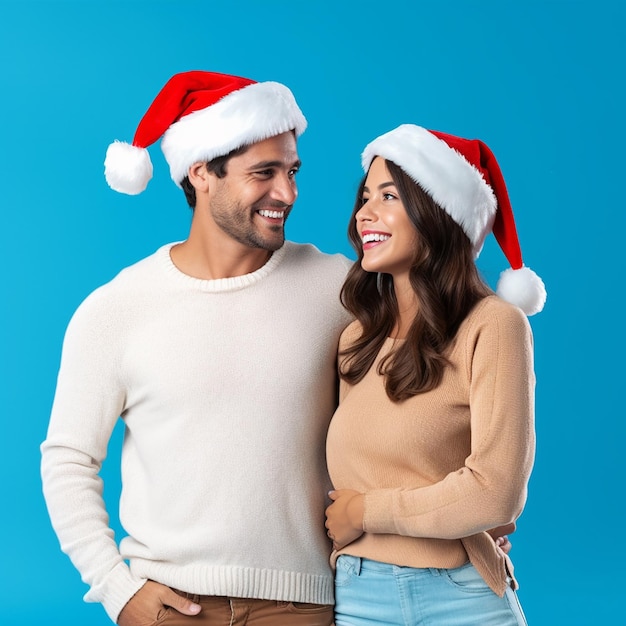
[347,494,365,531]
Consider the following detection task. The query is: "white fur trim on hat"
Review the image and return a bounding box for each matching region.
[162,81,307,186]
[497,266,547,316]
[361,124,497,255]
[104,141,153,195]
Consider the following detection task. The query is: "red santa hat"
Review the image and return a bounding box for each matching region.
[104,70,307,195]
[361,124,546,315]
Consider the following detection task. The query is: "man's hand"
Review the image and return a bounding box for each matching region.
[487,522,516,555]
[325,490,365,551]
[118,581,201,626]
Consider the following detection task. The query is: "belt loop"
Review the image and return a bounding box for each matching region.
[354,556,362,576]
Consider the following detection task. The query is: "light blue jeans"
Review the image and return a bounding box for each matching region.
[334,555,528,626]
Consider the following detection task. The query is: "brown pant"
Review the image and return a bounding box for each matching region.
[152,593,334,626]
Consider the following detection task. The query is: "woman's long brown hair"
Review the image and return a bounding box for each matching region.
[339,159,492,401]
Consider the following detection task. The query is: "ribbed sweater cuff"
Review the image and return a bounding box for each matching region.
[84,561,147,623]
[363,489,398,534]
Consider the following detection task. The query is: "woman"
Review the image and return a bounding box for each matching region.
[325,124,546,625]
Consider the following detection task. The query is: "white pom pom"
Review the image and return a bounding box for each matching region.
[496,266,547,316]
[104,141,153,195]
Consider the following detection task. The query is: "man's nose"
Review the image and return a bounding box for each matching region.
[270,172,297,205]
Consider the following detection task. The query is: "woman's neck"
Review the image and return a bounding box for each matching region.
[392,276,419,339]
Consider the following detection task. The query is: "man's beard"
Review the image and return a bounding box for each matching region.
[211,197,291,252]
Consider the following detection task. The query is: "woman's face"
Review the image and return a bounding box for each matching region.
[355,157,418,279]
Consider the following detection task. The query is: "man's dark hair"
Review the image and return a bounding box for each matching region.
[180,144,250,209]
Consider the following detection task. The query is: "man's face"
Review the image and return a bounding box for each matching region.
[207,131,300,251]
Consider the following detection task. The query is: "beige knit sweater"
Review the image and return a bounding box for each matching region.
[326,296,536,596]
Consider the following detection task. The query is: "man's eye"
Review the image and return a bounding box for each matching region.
[288,168,299,178]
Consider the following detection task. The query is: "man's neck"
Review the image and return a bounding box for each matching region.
[170,227,272,281]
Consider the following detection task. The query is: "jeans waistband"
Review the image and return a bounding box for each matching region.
[337,555,462,578]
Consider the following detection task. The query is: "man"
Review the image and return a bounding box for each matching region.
[41,70,353,625]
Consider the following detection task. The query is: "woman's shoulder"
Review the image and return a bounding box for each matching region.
[462,295,532,341]
[472,295,530,322]
[339,320,364,350]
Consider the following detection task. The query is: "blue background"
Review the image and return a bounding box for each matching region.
[1,1,624,624]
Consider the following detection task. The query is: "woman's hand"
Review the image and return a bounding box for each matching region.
[325,489,365,550]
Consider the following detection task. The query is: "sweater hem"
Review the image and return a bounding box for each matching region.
[131,561,335,605]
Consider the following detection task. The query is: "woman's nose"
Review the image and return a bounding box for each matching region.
[356,200,374,223]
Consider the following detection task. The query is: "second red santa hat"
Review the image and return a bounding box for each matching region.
[361,124,546,315]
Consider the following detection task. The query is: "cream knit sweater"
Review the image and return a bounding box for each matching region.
[326,296,536,596]
[41,241,352,622]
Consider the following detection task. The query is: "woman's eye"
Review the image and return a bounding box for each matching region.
[383,192,396,201]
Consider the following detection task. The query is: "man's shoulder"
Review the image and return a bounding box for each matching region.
[114,243,171,281]
[71,244,169,317]
[283,241,353,273]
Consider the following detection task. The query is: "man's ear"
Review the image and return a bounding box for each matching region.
[188,162,211,193]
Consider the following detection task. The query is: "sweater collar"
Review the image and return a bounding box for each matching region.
[157,241,290,293]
